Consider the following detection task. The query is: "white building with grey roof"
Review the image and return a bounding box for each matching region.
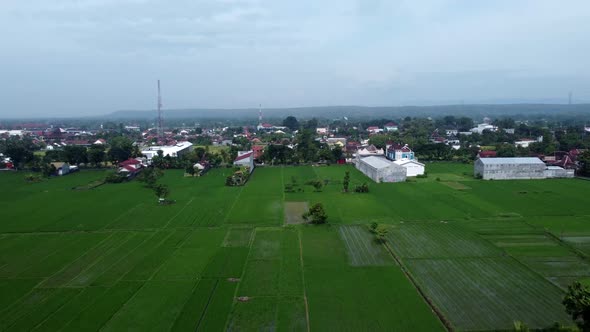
[474,157,573,180]
[355,155,407,183]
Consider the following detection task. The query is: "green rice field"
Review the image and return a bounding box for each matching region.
[1,162,590,331]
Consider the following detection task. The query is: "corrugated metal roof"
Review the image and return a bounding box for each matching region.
[359,156,395,169]
[546,166,565,170]
[394,159,425,167]
[478,157,544,165]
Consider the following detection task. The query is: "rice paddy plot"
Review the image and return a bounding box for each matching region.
[101,280,196,331]
[40,231,134,288]
[301,227,445,332]
[223,227,253,247]
[152,247,217,281]
[227,295,308,332]
[405,257,572,331]
[386,222,502,259]
[17,232,108,279]
[561,236,590,256]
[195,279,238,332]
[170,279,217,332]
[0,279,41,310]
[201,247,249,279]
[459,219,537,235]
[482,233,590,289]
[526,215,590,237]
[0,233,76,277]
[92,230,173,286]
[230,228,306,329]
[68,231,153,287]
[3,287,82,331]
[59,281,143,331]
[31,286,109,332]
[483,234,568,255]
[338,225,394,266]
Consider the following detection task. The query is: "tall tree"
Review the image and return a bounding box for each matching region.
[64,146,88,165]
[154,184,170,202]
[295,129,319,163]
[563,281,590,330]
[495,143,517,157]
[343,171,350,192]
[368,135,388,150]
[304,118,319,130]
[579,151,590,176]
[457,117,474,131]
[87,144,106,167]
[282,116,300,131]
[3,138,35,169]
[108,136,134,163]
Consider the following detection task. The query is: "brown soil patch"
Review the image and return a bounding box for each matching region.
[284,201,309,224]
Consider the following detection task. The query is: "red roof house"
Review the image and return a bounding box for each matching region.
[478,150,497,158]
[252,145,264,159]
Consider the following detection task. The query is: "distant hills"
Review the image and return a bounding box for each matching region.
[106,104,590,120]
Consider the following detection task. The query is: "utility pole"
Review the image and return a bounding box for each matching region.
[157,80,163,142]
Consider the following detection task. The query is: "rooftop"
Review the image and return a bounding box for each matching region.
[142,141,192,152]
[235,151,253,162]
[478,157,544,165]
[359,156,395,169]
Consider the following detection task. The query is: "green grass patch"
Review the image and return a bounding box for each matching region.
[101,280,196,331]
[223,227,253,247]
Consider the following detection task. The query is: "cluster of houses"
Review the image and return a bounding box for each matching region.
[2,115,589,183]
[0,154,14,170]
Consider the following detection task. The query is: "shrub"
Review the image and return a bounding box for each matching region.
[354,183,369,193]
[305,179,324,192]
[369,222,378,233]
[105,172,126,183]
[24,173,42,183]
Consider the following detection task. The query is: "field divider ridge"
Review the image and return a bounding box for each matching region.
[298,228,311,332]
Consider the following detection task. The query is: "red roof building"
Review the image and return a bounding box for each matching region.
[119,158,141,167]
[477,150,497,158]
[235,151,253,162]
[252,145,264,159]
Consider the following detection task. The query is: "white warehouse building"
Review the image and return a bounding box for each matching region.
[393,159,425,177]
[474,157,574,180]
[142,141,193,160]
[356,156,407,183]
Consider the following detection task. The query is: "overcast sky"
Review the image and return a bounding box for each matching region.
[1,0,590,117]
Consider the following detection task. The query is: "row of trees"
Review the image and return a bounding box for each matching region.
[260,129,344,165]
[0,136,142,170]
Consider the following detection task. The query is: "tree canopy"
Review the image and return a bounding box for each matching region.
[282,116,300,131]
[563,281,590,330]
[108,136,134,163]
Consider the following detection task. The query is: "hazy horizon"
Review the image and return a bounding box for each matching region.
[1,0,590,117]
